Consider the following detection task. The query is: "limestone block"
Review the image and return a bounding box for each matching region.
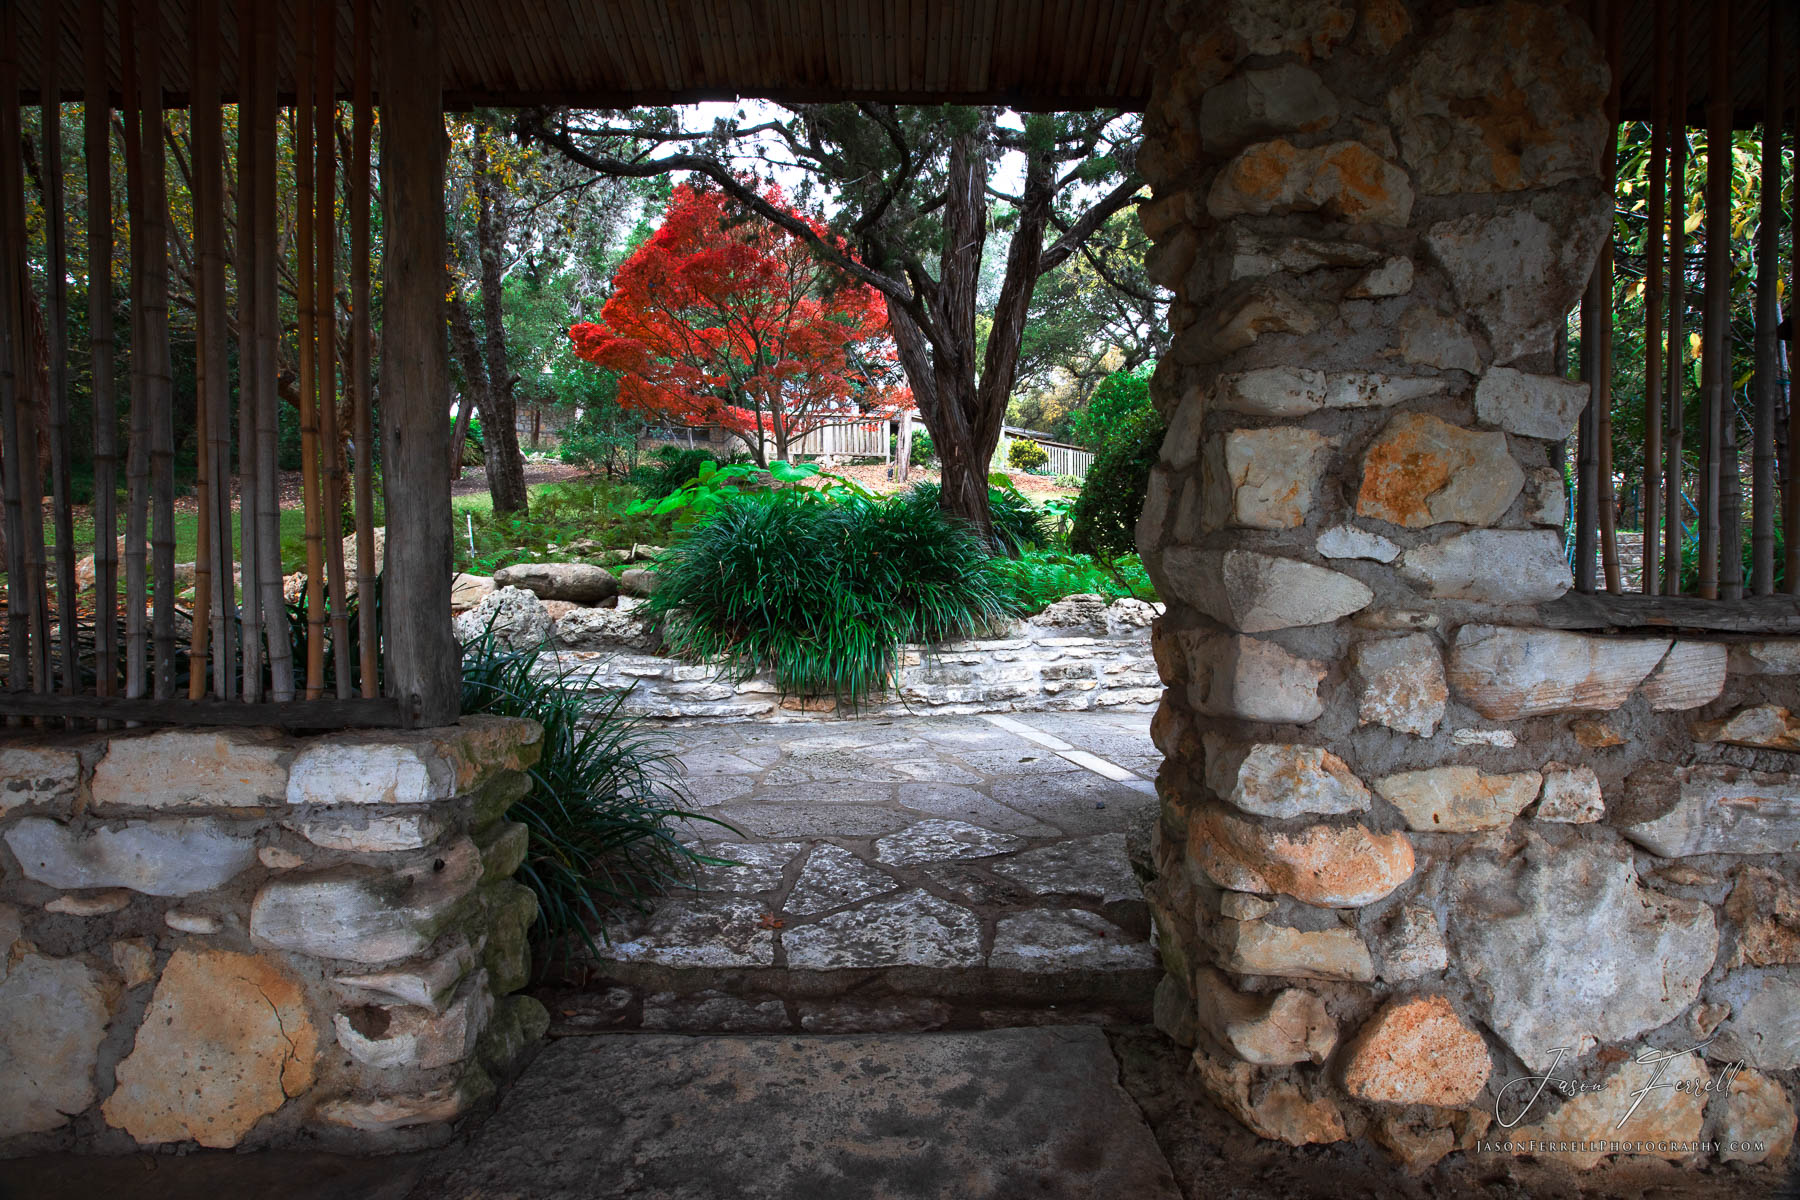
[1214,366,1443,417]
[453,586,552,650]
[1192,967,1336,1066]
[1473,366,1588,440]
[1729,640,1800,675]
[449,572,494,612]
[1188,805,1414,907]
[618,568,658,598]
[1534,762,1603,823]
[1218,892,1275,922]
[111,938,156,988]
[0,951,119,1137]
[1214,919,1375,982]
[557,605,655,650]
[1452,835,1718,1070]
[313,1075,494,1133]
[1697,705,1800,752]
[1375,766,1540,831]
[1183,632,1328,724]
[1401,529,1572,605]
[1192,225,1381,292]
[1223,0,1353,60]
[1201,427,1331,531]
[1726,868,1800,969]
[334,970,494,1071]
[1509,1054,1707,1169]
[1425,200,1613,364]
[1451,727,1516,748]
[1447,624,1670,720]
[102,948,317,1148]
[90,728,288,809]
[1351,633,1446,736]
[1200,64,1338,154]
[1388,0,1608,195]
[5,816,258,896]
[1719,1069,1797,1164]
[1178,284,1319,362]
[1638,641,1726,711]
[1163,549,1372,633]
[1347,256,1413,298]
[1202,736,1371,819]
[1372,902,1448,980]
[1712,969,1800,1071]
[1357,413,1523,529]
[492,561,619,604]
[287,810,447,853]
[1341,995,1491,1106]
[46,890,131,915]
[165,910,221,934]
[334,940,480,1014]
[1191,1045,1349,1146]
[1316,524,1398,562]
[1397,306,1481,373]
[0,745,82,815]
[249,837,484,964]
[1158,392,1204,470]
[1524,466,1567,526]
[1207,139,1413,227]
[1618,764,1800,858]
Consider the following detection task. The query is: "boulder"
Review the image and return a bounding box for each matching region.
[450,572,496,612]
[1350,633,1446,736]
[1202,736,1372,819]
[1374,766,1541,832]
[492,561,620,604]
[453,585,553,650]
[618,567,659,598]
[556,605,656,651]
[1188,804,1414,907]
[1617,764,1800,858]
[1447,624,1670,720]
[1357,413,1523,528]
[103,949,317,1148]
[1162,548,1372,633]
[1452,835,1718,1070]
[1341,995,1491,1106]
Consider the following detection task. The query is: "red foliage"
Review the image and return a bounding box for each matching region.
[569,182,906,462]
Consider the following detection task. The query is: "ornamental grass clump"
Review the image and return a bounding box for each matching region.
[646,492,1008,704]
[459,627,726,963]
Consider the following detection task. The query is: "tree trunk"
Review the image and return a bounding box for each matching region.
[447,289,486,477]
[472,131,528,516]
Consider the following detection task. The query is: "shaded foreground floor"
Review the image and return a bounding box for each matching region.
[544,711,1165,1032]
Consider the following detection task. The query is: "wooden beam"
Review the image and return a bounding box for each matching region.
[1540,591,1800,634]
[381,0,459,727]
[0,693,407,729]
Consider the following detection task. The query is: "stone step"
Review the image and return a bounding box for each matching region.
[408,1028,1182,1200]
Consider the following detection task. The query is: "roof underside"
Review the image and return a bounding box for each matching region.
[14,0,1797,124]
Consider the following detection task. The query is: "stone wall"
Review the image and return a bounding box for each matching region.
[457,586,1163,721]
[0,716,545,1154]
[1136,0,1797,1172]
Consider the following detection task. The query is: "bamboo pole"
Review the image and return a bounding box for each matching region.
[0,0,28,696]
[1666,0,1689,595]
[1789,4,1800,595]
[187,267,210,697]
[83,0,117,698]
[121,0,148,697]
[138,0,178,697]
[1752,3,1783,594]
[254,0,293,700]
[317,0,352,698]
[1596,0,1622,594]
[296,0,326,699]
[41,0,75,695]
[1643,0,1668,596]
[1697,0,1731,599]
[352,0,378,697]
[236,0,263,700]
[192,0,235,695]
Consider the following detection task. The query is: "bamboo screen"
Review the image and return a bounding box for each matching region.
[0,0,396,727]
[1576,0,1799,607]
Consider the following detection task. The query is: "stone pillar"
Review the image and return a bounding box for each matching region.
[1138,0,1797,1170]
[0,717,543,1152]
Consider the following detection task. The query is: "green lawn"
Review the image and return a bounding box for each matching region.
[52,506,315,572]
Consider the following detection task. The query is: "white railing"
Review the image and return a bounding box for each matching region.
[992,428,1095,480]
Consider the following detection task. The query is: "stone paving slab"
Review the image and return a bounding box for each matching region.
[409,1028,1182,1200]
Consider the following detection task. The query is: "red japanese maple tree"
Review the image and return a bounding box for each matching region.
[569,182,904,466]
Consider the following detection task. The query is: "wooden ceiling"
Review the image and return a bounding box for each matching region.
[13,0,1798,123]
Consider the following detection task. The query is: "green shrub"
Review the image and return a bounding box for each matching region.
[1069,408,1164,560]
[647,492,1007,704]
[1067,370,1153,452]
[1007,438,1049,472]
[460,627,725,962]
[901,480,1046,556]
[908,428,936,467]
[990,549,1157,613]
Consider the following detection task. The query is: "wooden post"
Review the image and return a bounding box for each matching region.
[41,0,76,695]
[253,0,293,699]
[236,0,263,700]
[1698,0,1731,599]
[1642,0,1668,596]
[0,0,28,694]
[1752,4,1783,595]
[296,0,326,698]
[352,0,378,697]
[137,0,178,696]
[317,0,353,698]
[1666,0,1689,595]
[381,0,458,726]
[83,0,117,697]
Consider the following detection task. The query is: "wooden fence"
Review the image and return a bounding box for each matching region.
[992,428,1094,480]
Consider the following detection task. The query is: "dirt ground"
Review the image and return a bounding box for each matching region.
[822,460,1081,498]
